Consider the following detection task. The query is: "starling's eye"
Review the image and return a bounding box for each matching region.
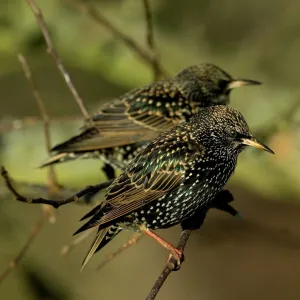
[233,132,248,142]
[219,80,229,91]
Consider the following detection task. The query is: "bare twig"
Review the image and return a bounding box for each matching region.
[0,213,48,285]
[0,181,76,200]
[17,53,58,223]
[1,166,113,209]
[0,177,106,207]
[96,233,143,271]
[0,116,81,133]
[142,0,160,80]
[18,54,59,191]
[146,229,192,300]
[24,0,90,121]
[64,0,168,79]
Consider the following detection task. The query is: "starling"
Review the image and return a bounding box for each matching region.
[73,105,273,270]
[40,63,260,172]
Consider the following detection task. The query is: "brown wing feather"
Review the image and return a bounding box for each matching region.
[50,122,157,153]
[73,123,203,235]
[89,80,183,133]
[93,124,200,228]
[52,129,155,152]
[51,81,186,154]
[98,171,183,225]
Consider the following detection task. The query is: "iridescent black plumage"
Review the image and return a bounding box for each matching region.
[73,106,273,269]
[40,63,260,170]
[181,190,239,231]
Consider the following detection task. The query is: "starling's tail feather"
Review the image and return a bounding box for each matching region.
[74,215,103,236]
[80,225,122,271]
[94,225,122,254]
[39,126,151,169]
[74,204,106,236]
[39,128,105,168]
[50,125,154,154]
[39,152,88,168]
[80,205,103,221]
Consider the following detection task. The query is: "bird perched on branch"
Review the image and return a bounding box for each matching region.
[73,105,273,270]
[40,63,260,177]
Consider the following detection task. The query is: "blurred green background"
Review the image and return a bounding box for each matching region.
[1,0,300,299]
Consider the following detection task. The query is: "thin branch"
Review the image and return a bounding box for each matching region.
[0,213,48,285]
[96,233,143,271]
[146,229,192,300]
[1,166,113,209]
[0,180,104,207]
[17,53,58,223]
[0,116,81,133]
[0,181,74,198]
[24,0,91,121]
[18,54,59,191]
[142,0,160,80]
[64,0,168,79]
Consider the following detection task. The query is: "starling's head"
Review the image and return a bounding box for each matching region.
[191,105,274,155]
[174,63,261,106]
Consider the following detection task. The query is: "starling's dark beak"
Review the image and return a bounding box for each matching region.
[227,79,261,90]
[241,136,274,154]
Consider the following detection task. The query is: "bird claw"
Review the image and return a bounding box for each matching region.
[167,248,184,271]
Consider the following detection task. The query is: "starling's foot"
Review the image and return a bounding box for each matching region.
[167,249,184,271]
[140,224,184,268]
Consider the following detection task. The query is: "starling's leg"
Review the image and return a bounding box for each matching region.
[102,163,116,180]
[140,225,184,265]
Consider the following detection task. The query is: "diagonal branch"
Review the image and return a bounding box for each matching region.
[0,181,76,199]
[64,0,168,79]
[146,229,192,300]
[1,166,113,209]
[142,0,160,80]
[0,116,81,133]
[17,54,59,190]
[24,0,91,121]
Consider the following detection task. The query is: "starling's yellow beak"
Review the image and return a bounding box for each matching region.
[227,79,261,90]
[241,136,274,154]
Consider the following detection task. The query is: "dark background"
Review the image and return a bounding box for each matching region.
[1,0,300,299]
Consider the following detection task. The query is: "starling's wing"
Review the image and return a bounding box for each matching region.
[92,80,186,132]
[49,81,187,154]
[74,124,204,233]
[49,126,153,154]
